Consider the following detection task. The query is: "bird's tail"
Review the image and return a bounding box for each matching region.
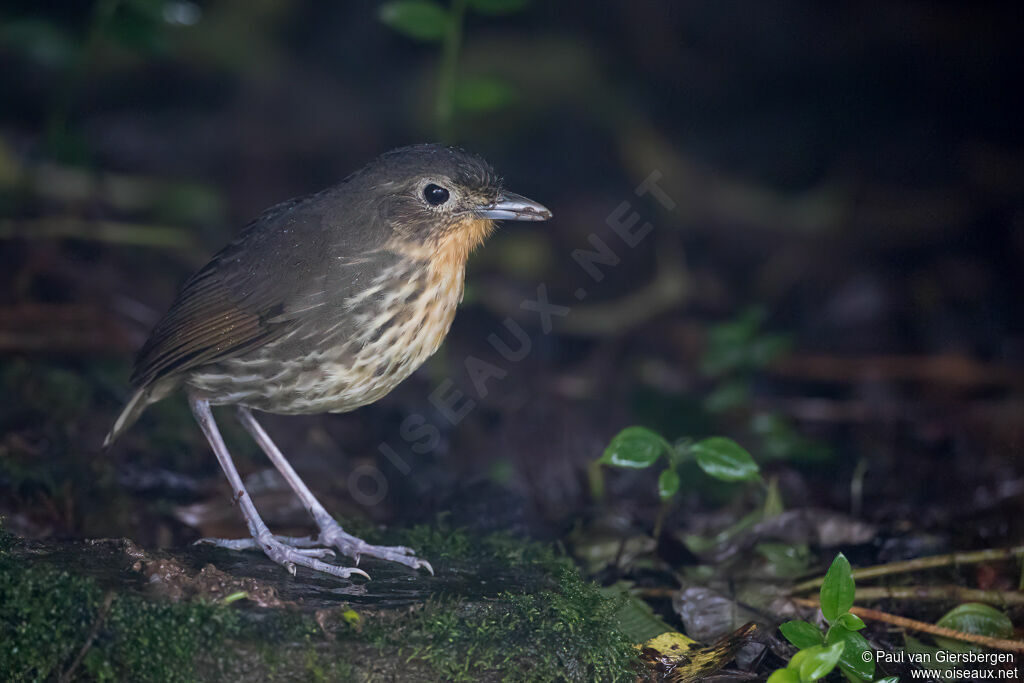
[103,386,152,448]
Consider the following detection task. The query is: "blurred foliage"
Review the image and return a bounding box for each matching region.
[700,308,833,465]
[378,0,530,138]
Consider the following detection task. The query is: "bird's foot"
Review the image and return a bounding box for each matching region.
[195,534,370,580]
[317,521,434,575]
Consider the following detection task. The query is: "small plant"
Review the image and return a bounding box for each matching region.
[772,553,894,683]
[594,426,763,538]
[378,0,528,139]
[599,427,761,497]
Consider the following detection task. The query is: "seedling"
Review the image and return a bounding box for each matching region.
[773,553,892,683]
[595,426,763,538]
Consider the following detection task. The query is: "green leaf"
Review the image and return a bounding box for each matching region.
[934,603,1013,652]
[468,0,530,14]
[691,437,760,482]
[790,642,844,682]
[766,669,801,683]
[820,553,855,624]
[874,678,899,683]
[836,612,866,631]
[378,1,449,42]
[826,624,875,681]
[453,76,517,112]
[779,620,824,649]
[599,426,668,469]
[657,467,680,501]
[794,643,843,679]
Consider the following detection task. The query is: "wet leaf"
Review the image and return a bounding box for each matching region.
[691,437,760,482]
[453,76,517,112]
[836,612,866,631]
[639,623,760,683]
[766,669,801,683]
[779,620,824,649]
[825,624,874,680]
[934,603,1013,652]
[791,641,844,681]
[674,587,761,643]
[378,1,449,42]
[657,467,680,500]
[599,426,667,469]
[820,553,855,624]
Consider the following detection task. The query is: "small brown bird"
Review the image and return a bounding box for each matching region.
[105,144,551,579]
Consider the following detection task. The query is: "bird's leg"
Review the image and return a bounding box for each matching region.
[188,396,369,580]
[236,406,433,575]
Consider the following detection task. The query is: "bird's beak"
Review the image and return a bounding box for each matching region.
[475,191,552,222]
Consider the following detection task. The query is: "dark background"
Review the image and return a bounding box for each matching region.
[1,0,1022,598]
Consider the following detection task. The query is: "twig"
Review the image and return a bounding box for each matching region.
[60,591,115,683]
[791,547,1024,594]
[850,585,1024,606]
[791,598,1024,654]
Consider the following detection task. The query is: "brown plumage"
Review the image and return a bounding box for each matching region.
[105,144,551,580]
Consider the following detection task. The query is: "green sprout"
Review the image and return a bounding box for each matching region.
[594,426,762,538]
[774,553,891,683]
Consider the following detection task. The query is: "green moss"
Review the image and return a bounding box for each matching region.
[383,522,567,572]
[1,561,102,680]
[389,522,475,561]
[390,567,635,681]
[0,551,239,682]
[0,527,638,681]
[0,520,13,553]
[302,643,353,682]
[364,528,638,682]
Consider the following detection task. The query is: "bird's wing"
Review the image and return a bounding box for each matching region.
[131,192,391,389]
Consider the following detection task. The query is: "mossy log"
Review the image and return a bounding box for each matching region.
[0,527,637,682]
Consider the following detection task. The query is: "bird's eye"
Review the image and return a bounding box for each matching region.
[423,183,450,206]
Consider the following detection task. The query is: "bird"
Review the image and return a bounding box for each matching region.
[104,144,552,580]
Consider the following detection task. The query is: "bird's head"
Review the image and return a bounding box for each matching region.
[350,144,551,261]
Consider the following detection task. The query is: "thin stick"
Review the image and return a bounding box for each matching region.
[851,585,1024,606]
[60,591,115,683]
[791,598,1024,654]
[791,547,1024,594]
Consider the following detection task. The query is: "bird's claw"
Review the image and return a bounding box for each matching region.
[316,523,434,574]
[196,534,368,580]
